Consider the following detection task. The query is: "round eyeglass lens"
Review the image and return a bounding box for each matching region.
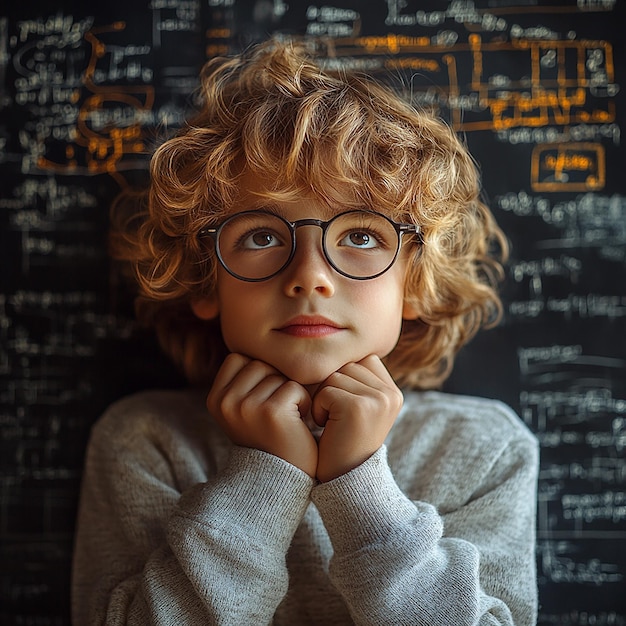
[216,212,293,280]
[324,211,399,278]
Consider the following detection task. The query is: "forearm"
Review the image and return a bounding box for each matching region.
[167,448,314,621]
[73,446,314,625]
[311,446,537,626]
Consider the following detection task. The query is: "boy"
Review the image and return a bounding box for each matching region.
[72,39,539,624]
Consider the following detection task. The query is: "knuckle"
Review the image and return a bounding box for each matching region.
[218,393,238,419]
[238,394,258,419]
[269,374,288,387]
[325,371,344,387]
[225,352,247,369]
[260,395,287,419]
[281,379,298,391]
[279,380,301,397]
[393,387,404,408]
[206,387,223,415]
[247,359,276,376]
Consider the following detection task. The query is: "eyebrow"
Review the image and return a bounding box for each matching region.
[242,203,359,223]
[250,203,284,217]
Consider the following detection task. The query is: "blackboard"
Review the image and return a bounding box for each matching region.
[1,1,625,624]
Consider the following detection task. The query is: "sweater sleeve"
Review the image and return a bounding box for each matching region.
[72,404,314,625]
[310,434,539,626]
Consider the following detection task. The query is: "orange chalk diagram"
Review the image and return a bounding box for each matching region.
[532,143,605,192]
[339,31,617,192]
[37,22,155,187]
[349,33,616,131]
[452,34,614,132]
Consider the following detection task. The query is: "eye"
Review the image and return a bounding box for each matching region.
[239,228,284,249]
[339,229,382,249]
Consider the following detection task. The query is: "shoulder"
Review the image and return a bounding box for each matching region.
[388,391,538,508]
[398,389,536,449]
[92,388,211,446]
[87,388,230,481]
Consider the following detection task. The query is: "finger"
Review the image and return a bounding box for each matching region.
[208,354,251,414]
[311,380,346,427]
[315,364,379,401]
[209,356,280,417]
[311,400,330,428]
[217,362,283,416]
[310,366,364,428]
[311,358,401,425]
[240,378,312,424]
[270,380,312,420]
[223,359,281,395]
[236,375,307,422]
[336,355,392,387]
[211,353,252,393]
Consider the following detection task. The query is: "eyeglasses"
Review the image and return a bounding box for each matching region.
[198,209,421,282]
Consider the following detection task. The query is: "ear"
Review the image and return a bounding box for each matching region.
[402,299,421,321]
[190,295,220,320]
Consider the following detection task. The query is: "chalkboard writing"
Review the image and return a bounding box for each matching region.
[1,1,624,624]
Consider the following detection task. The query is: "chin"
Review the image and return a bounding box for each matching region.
[273,359,342,386]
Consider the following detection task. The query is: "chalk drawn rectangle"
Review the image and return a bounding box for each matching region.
[532,143,605,192]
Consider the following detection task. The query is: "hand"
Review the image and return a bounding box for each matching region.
[207,353,318,477]
[312,355,403,482]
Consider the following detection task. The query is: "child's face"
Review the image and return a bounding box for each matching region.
[194,170,418,386]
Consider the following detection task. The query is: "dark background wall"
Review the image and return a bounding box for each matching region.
[1,1,625,624]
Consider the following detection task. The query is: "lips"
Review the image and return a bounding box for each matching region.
[276,315,344,338]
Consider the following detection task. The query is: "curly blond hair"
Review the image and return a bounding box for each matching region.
[110,38,507,389]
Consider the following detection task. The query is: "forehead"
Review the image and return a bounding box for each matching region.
[232,168,362,220]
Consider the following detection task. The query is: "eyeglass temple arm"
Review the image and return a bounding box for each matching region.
[399,223,424,245]
[198,227,217,238]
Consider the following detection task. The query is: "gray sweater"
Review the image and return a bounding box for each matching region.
[72,389,539,625]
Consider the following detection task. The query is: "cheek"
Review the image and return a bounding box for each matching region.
[378,307,405,356]
[354,283,406,353]
[215,278,275,355]
[215,282,250,347]
[218,315,239,351]
[218,308,263,358]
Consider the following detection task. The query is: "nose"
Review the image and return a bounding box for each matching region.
[282,226,336,297]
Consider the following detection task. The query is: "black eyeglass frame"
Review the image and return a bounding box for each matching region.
[198,209,422,282]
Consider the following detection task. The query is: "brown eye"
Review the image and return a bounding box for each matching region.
[339,230,381,249]
[347,232,373,248]
[250,231,278,248]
